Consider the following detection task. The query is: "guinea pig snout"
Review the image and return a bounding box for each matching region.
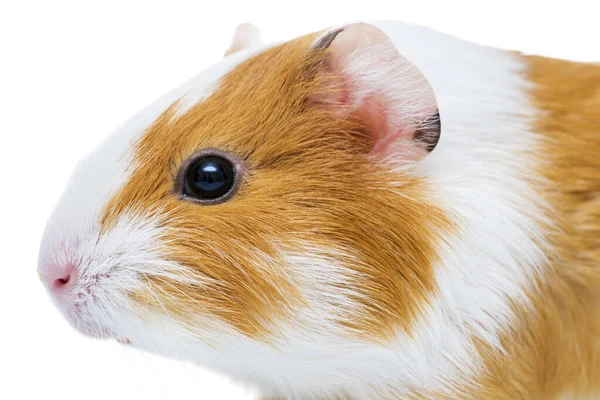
[39,260,79,303]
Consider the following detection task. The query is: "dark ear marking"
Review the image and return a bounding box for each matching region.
[413,111,441,152]
[312,27,345,50]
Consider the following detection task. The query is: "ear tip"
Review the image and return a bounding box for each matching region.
[232,23,262,46]
[225,23,262,56]
[311,26,345,50]
[310,23,394,57]
[234,23,261,38]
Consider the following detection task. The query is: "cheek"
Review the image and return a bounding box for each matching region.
[130,210,302,340]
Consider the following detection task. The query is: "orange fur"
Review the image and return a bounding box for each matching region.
[462,56,600,400]
[102,32,450,341]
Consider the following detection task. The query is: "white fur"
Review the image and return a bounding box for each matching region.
[40,21,549,399]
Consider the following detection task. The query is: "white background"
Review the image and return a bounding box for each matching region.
[1,1,598,399]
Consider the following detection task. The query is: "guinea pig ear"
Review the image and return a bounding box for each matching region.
[224,23,263,56]
[309,23,441,162]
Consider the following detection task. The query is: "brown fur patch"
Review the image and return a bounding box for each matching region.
[101,32,449,340]
[467,56,600,399]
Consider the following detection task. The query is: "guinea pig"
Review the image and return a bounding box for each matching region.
[38,21,600,399]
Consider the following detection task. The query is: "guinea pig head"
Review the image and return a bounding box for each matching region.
[39,22,446,378]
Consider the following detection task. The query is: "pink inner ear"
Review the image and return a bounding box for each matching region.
[353,94,418,158]
[311,75,425,160]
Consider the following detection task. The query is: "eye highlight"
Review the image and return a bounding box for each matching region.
[176,149,244,204]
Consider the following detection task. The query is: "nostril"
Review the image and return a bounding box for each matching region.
[54,274,71,288]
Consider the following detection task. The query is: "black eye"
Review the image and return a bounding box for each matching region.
[179,151,242,204]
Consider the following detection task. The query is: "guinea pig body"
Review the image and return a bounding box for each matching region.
[39,21,600,399]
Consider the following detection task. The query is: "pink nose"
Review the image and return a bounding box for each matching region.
[39,262,78,301]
